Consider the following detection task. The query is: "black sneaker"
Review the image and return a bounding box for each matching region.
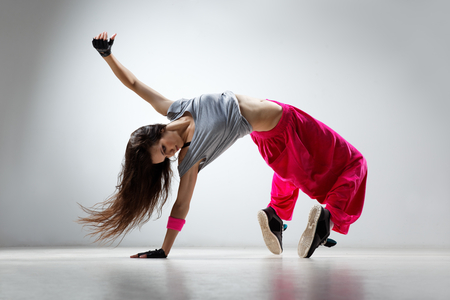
[298,205,331,258]
[257,207,284,255]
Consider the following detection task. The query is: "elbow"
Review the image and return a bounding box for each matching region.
[128,80,138,91]
[171,202,190,218]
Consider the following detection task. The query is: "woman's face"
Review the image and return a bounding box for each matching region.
[149,130,181,164]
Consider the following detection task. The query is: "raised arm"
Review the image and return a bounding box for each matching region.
[130,160,201,258]
[92,32,174,116]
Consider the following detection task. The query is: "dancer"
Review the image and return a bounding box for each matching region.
[79,32,368,259]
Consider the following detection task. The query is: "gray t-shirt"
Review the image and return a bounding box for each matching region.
[166,91,253,177]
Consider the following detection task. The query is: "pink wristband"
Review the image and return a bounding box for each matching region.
[167,216,186,231]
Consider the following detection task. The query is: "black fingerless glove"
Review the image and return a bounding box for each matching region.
[137,248,167,258]
[92,38,114,57]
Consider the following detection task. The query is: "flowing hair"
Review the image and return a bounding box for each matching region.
[78,124,172,245]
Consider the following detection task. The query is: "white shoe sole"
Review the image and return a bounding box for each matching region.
[257,210,282,255]
[298,204,322,258]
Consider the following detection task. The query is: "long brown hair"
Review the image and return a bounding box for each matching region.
[78,124,173,244]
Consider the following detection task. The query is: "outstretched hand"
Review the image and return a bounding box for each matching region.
[92,31,117,57]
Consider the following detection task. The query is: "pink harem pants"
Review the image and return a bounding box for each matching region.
[250,101,367,235]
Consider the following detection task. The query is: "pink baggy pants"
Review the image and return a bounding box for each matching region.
[250,101,367,235]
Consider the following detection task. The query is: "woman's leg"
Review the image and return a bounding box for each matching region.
[257,173,298,255]
[322,160,368,235]
[298,160,367,257]
[269,172,300,221]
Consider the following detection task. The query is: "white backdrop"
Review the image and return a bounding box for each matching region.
[1,0,449,249]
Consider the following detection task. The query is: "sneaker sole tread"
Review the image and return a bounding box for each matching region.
[298,204,322,258]
[257,210,282,255]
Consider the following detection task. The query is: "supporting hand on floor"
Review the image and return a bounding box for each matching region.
[130,248,167,258]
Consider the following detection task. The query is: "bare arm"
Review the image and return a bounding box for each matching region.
[130,160,201,258]
[94,32,174,116]
[160,161,200,255]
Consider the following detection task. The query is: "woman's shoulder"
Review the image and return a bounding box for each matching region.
[167,97,194,121]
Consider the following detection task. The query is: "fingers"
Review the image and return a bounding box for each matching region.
[93,33,102,40]
[93,31,111,40]
[130,253,147,258]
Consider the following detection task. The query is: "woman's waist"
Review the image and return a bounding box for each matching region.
[235,94,283,132]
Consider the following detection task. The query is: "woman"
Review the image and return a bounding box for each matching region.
[79,32,367,259]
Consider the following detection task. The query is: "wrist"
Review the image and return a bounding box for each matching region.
[160,247,169,256]
[167,216,186,231]
[99,50,111,57]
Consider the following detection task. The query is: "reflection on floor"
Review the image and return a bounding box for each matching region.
[1,247,449,300]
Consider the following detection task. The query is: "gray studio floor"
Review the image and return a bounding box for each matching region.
[1,247,449,300]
